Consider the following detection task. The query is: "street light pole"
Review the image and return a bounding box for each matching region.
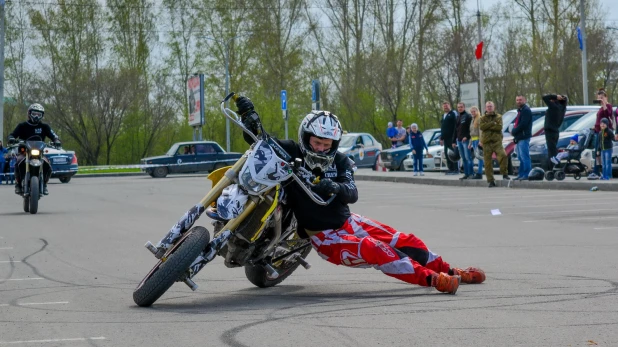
[203,35,243,153]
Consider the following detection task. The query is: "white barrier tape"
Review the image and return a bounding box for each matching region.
[50,158,235,174]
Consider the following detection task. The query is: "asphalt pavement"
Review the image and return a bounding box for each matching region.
[0,176,617,347]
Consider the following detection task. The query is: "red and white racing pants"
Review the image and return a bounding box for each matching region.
[310,213,451,287]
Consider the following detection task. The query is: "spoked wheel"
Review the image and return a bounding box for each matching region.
[245,217,312,288]
[133,226,211,307]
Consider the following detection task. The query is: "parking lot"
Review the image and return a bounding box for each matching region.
[1,176,617,347]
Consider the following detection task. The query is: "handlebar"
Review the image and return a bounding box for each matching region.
[220,92,336,207]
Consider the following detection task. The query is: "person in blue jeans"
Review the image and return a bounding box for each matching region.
[468,106,483,179]
[8,154,16,185]
[408,123,428,176]
[0,141,7,185]
[455,102,473,179]
[511,95,533,180]
[598,118,614,180]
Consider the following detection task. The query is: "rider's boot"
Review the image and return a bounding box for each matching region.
[43,184,49,195]
[15,182,23,195]
[452,267,486,284]
[431,272,460,294]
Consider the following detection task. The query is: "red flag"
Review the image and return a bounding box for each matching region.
[475,41,484,60]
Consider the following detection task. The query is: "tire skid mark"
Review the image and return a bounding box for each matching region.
[218,273,618,347]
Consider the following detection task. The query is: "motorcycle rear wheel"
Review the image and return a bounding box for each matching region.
[245,232,312,288]
[133,226,211,307]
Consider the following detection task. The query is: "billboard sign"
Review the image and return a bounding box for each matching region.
[187,75,204,126]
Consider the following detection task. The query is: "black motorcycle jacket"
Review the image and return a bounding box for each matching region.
[9,121,59,143]
[242,129,358,232]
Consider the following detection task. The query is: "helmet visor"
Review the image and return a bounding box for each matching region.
[30,111,44,122]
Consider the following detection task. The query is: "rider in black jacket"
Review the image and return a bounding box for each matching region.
[236,95,485,294]
[8,103,61,195]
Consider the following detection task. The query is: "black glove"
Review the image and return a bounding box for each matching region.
[235,96,254,116]
[8,136,16,145]
[312,178,340,198]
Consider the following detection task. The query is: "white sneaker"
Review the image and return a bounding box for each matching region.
[413,172,418,176]
[550,156,559,165]
[420,172,425,176]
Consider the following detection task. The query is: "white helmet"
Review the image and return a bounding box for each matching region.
[298,111,343,171]
[28,103,45,124]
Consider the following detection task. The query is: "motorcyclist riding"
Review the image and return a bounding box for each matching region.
[236,95,485,294]
[8,103,61,196]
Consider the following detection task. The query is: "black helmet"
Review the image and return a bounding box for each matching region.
[474,144,484,161]
[528,167,545,181]
[447,147,460,162]
[28,103,45,124]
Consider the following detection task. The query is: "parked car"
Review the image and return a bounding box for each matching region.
[512,110,604,171]
[338,132,382,168]
[381,128,441,171]
[46,146,78,183]
[141,141,242,178]
[503,111,589,174]
[402,144,443,171]
[500,105,599,137]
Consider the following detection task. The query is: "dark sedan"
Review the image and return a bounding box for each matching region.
[46,147,79,183]
[141,141,242,178]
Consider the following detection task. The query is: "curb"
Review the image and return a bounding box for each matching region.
[74,172,147,178]
[354,174,618,191]
[71,171,617,192]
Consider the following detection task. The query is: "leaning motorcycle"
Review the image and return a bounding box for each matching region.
[8,136,57,214]
[133,93,335,307]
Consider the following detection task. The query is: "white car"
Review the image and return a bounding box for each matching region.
[402,145,442,171]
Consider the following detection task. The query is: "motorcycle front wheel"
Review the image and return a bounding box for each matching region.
[29,176,39,215]
[133,226,211,307]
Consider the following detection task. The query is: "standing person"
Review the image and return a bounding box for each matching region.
[386,122,398,148]
[468,106,483,179]
[0,141,7,185]
[542,93,568,170]
[589,89,614,179]
[235,95,485,295]
[598,118,614,180]
[511,95,533,180]
[455,102,473,179]
[440,101,458,175]
[480,101,510,188]
[394,120,407,147]
[408,123,428,176]
[8,154,16,185]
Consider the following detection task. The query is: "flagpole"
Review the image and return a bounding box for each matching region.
[580,0,588,104]
[476,2,485,109]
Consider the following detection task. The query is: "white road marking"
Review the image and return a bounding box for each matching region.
[524,216,618,223]
[0,337,105,345]
[467,208,615,217]
[17,301,69,306]
[0,261,20,263]
[455,200,616,211]
[0,247,14,250]
[594,227,618,230]
[6,278,44,281]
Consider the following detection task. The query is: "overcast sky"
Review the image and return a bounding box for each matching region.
[468,0,618,30]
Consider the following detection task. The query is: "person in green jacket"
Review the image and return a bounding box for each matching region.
[480,101,510,188]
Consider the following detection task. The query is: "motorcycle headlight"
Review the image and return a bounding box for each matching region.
[31,149,40,156]
[239,166,268,193]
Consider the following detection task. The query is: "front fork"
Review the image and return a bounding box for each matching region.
[148,154,248,257]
